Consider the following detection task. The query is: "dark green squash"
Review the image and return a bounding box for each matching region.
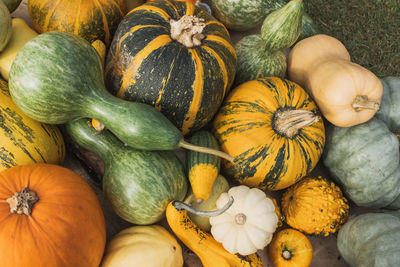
[8,31,233,160]
[375,76,400,133]
[104,0,237,136]
[323,118,400,208]
[337,211,400,267]
[65,118,188,225]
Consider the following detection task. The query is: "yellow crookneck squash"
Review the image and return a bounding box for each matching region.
[268,228,313,267]
[101,225,184,267]
[166,201,264,267]
[0,18,38,81]
[212,77,325,190]
[0,79,65,171]
[288,34,383,127]
[281,176,349,236]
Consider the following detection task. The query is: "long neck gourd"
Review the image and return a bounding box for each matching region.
[8,31,232,160]
[65,118,188,225]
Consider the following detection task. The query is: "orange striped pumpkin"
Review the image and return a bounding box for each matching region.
[212,77,325,190]
[105,0,236,135]
[28,0,127,47]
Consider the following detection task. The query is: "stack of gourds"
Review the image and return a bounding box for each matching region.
[0,0,399,266]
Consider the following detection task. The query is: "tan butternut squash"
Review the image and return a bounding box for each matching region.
[288,34,382,127]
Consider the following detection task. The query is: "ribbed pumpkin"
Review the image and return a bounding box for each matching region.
[338,211,400,267]
[212,77,325,190]
[105,0,237,135]
[0,78,65,171]
[281,176,349,236]
[0,164,106,266]
[375,76,400,133]
[323,118,400,209]
[28,0,127,46]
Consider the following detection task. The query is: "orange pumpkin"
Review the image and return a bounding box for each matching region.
[28,0,127,46]
[0,164,106,266]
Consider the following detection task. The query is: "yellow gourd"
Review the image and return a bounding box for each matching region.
[0,79,65,170]
[268,228,313,267]
[101,225,183,267]
[0,18,38,81]
[288,34,382,127]
[166,201,263,267]
[281,176,349,236]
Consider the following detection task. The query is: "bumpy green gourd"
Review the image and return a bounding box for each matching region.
[0,1,12,52]
[66,118,188,225]
[234,0,303,85]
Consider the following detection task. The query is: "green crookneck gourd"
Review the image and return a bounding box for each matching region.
[337,211,400,267]
[65,118,188,225]
[8,31,232,161]
[234,0,303,85]
[323,118,400,209]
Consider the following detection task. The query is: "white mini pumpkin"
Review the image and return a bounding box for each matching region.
[210,185,278,255]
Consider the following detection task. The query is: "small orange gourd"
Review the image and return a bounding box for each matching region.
[268,228,313,267]
[288,34,383,127]
[281,176,349,236]
[0,164,106,266]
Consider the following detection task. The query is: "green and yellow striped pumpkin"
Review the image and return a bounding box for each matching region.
[212,77,325,190]
[105,0,237,135]
[0,78,65,171]
[28,0,126,47]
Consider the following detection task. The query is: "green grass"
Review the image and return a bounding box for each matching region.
[304,0,400,78]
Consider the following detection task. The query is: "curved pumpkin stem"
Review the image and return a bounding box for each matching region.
[273,109,319,138]
[173,196,234,217]
[352,95,380,111]
[170,15,205,47]
[6,187,39,216]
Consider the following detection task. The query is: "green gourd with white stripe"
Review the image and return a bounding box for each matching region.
[234,0,303,85]
[65,118,188,225]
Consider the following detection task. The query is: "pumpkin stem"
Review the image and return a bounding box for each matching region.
[273,109,319,138]
[170,15,205,47]
[173,196,234,217]
[179,140,234,162]
[352,95,380,111]
[282,249,293,260]
[235,213,247,225]
[6,187,39,216]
